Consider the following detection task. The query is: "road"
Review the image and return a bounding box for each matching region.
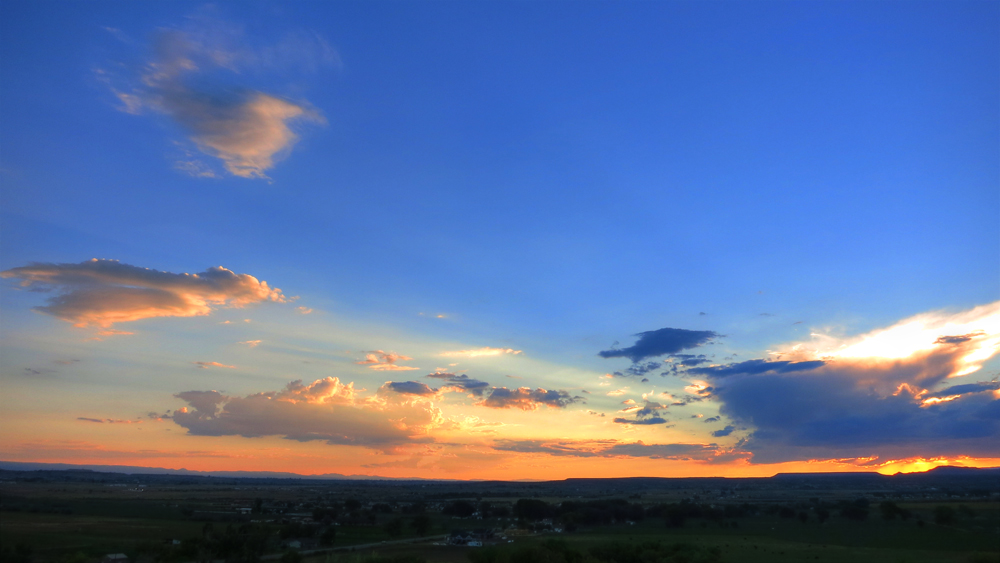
[260,534,451,560]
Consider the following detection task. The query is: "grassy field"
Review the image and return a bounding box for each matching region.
[0,512,204,558]
[333,537,998,563]
[3,479,997,563]
[305,508,1000,563]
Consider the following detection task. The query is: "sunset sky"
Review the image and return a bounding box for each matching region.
[1,1,998,480]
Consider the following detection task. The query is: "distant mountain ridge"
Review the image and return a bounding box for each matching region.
[0,461,399,480]
[2,460,997,482]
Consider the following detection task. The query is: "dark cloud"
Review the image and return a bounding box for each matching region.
[599,327,719,363]
[701,347,1000,463]
[935,332,984,345]
[386,381,436,396]
[479,387,582,410]
[77,417,139,424]
[924,381,1000,398]
[704,416,720,423]
[712,425,736,437]
[613,416,668,425]
[427,373,491,397]
[689,359,825,378]
[673,354,710,367]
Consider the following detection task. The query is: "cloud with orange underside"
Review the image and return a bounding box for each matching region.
[169,377,444,452]
[1,259,286,328]
[356,350,418,371]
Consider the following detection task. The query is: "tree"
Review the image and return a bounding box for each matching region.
[879,501,901,521]
[514,499,553,521]
[320,527,337,546]
[443,500,476,517]
[412,514,432,536]
[934,505,956,525]
[385,518,405,538]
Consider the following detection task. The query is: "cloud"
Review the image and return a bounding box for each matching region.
[699,302,1000,463]
[99,16,333,179]
[712,425,736,437]
[606,388,629,397]
[599,327,719,363]
[689,359,826,378]
[426,373,491,397]
[297,306,313,315]
[440,347,523,358]
[492,439,724,461]
[609,361,662,378]
[356,350,418,371]
[77,417,141,424]
[672,354,710,367]
[193,361,235,369]
[1,259,285,328]
[478,387,582,410]
[171,377,442,450]
[239,340,262,347]
[613,400,670,425]
[613,416,668,425]
[384,381,437,396]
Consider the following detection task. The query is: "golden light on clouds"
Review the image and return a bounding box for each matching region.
[356,350,419,371]
[780,301,1000,377]
[0,259,286,328]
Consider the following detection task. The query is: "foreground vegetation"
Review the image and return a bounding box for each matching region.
[1,468,997,563]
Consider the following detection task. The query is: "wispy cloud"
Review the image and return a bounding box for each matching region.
[77,417,141,424]
[492,439,729,461]
[440,347,523,358]
[193,361,235,369]
[101,15,333,179]
[239,340,262,347]
[1,259,285,328]
[356,350,418,371]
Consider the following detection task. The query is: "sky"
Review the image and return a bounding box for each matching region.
[1,0,998,479]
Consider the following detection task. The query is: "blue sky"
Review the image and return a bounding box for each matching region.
[1,1,997,478]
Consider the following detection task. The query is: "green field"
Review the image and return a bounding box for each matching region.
[2,476,998,563]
